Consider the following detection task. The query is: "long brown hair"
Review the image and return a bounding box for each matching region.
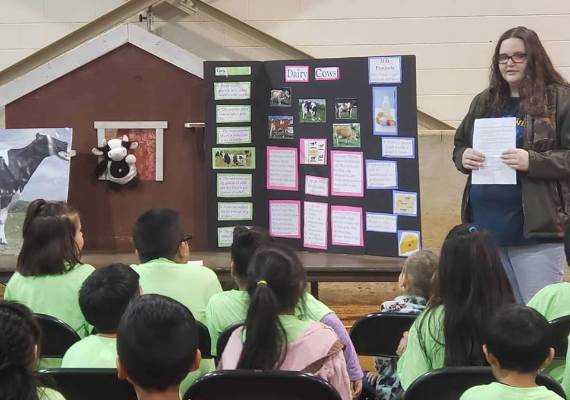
[17,199,81,276]
[484,26,566,117]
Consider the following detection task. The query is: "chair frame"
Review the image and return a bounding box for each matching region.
[34,313,81,358]
[550,314,570,360]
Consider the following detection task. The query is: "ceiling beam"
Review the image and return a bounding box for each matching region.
[0,0,165,86]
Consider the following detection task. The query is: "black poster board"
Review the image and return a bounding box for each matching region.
[204,56,421,257]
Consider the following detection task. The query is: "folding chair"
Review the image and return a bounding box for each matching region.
[403,366,566,400]
[35,313,80,358]
[184,369,342,400]
[350,312,417,357]
[550,315,570,359]
[197,320,213,359]
[39,368,137,400]
[216,322,243,361]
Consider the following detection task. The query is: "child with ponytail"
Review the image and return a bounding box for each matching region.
[219,243,352,400]
[4,199,94,338]
[0,301,65,400]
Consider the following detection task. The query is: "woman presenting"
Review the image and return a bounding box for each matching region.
[453,26,570,303]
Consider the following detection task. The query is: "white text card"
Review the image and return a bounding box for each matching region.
[304,201,328,249]
[214,82,251,100]
[267,146,298,191]
[216,105,251,123]
[331,206,364,246]
[305,175,329,197]
[269,200,301,238]
[217,202,253,221]
[331,151,364,197]
[366,160,398,189]
[382,137,415,158]
[366,212,398,233]
[216,127,251,144]
[369,56,402,84]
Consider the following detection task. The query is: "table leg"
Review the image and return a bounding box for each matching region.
[310,281,319,298]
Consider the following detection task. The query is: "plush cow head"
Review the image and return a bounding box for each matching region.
[91,135,139,185]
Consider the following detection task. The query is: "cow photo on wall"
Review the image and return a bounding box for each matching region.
[0,128,72,254]
[268,116,294,139]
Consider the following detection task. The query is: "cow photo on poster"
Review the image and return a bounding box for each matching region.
[0,128,72,254]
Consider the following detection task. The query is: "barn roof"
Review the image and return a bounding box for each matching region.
[0,23,204,107]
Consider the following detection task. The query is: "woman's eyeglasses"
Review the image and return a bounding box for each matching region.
[498,53,527,64]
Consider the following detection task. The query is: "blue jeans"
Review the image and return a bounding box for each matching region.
[499,243,565,304]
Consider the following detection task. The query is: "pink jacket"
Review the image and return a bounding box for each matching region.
[220,321,352,400]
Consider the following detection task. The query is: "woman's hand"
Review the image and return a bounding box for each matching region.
[351,379,363,398]
[396,331,409,356]
[365,371,380,385]
[462,148,485,170]
[501,149,529,171]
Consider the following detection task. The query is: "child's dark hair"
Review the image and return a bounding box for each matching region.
[0,301,42,400]
[132,208,185,263]
[231,226,272,280]
[117,294,198,391]
[79,263,140,334]
[237,243,306,370]
[17,199,81,276]
[420,224,514,367]
[485,304,552,372]
[402,250,438,299]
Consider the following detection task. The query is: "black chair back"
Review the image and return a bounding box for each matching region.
[404,367,566,400]
[39,368,137,400]
[184,370,342,400]
[350,312,417,357]
[550,315,570,359]
[216,322,244,360]
[197,321,212,359]
[35,313,80,358]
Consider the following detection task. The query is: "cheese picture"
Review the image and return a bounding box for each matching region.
[398,231,420,257]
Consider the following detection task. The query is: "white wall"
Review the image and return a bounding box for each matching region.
[2,0,570,127]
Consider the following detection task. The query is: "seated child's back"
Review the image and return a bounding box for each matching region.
[4,199,94,338]
[461,304,562,400]
[62,263,140,368]
[131,208,222,323]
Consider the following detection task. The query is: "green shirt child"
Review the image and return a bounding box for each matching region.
[461,382,563,400]
[61,335,117,368]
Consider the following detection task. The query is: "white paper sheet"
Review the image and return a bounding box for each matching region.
[216,105,251,123]
[217,202,253,221]
[217,174,252,197]
[369,56,402,83]
[381,137,415,158]
[304,202,328,249]
[366,160,398,189]
[269,201,301,238]
[217,226,235,247]
[331,206,363,246]
[217,127,251,144]
[366,213,397,233]
[267,147,298,190]
[331,151,363,196]
[305,175,329,197]
[472,117,517,185]
[214,82,251,100]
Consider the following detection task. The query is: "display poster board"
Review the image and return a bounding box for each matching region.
[204,56,421,257]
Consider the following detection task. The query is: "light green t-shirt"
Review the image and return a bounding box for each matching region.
[131,258,222,324]
[461,382,563,400]
[205,289,332,355]
[61,335,117,368]
[527,282,570,384]
[397,306,445,390]
[4,263,95,338]
[132,258,222,395]
[38,387,66,400]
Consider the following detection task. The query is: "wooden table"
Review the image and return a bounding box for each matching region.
[0,251,404,297]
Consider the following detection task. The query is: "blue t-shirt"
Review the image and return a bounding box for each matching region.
[469,98,538,246]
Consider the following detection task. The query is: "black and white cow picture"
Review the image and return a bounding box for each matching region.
[301,101,318,121]
[0,133,69,244]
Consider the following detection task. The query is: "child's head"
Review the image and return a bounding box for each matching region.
[484,304,554,374]
[423,224,514,367]
[398,250,438,299]
[17,199,83,276]
[79,263,140,334]
[0,301,41,400]
[230,226,272,283]
[117,294,200,393]
[237,243,306,370]
[132,208,189,264]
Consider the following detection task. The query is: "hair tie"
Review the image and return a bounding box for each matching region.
[257,280,268,287]
[468,226,478,233]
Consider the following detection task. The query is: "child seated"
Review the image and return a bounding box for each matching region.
[117,294,201,400]
[219,243,352,400]
[131,208,222,393]
[4,199,94,338]
[61,263,140,368]
[461,304,562,400]
[0,301,65,400]
[205,226,363,396]
[527,223,570,384]
[364,250,438,400]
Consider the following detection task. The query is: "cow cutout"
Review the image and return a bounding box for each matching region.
[0,133,69,244]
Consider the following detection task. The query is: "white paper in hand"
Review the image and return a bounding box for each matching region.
[472,117,517,185]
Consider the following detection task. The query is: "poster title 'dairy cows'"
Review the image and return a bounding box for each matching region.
[315,67,340,81]
[285,66,309,82]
